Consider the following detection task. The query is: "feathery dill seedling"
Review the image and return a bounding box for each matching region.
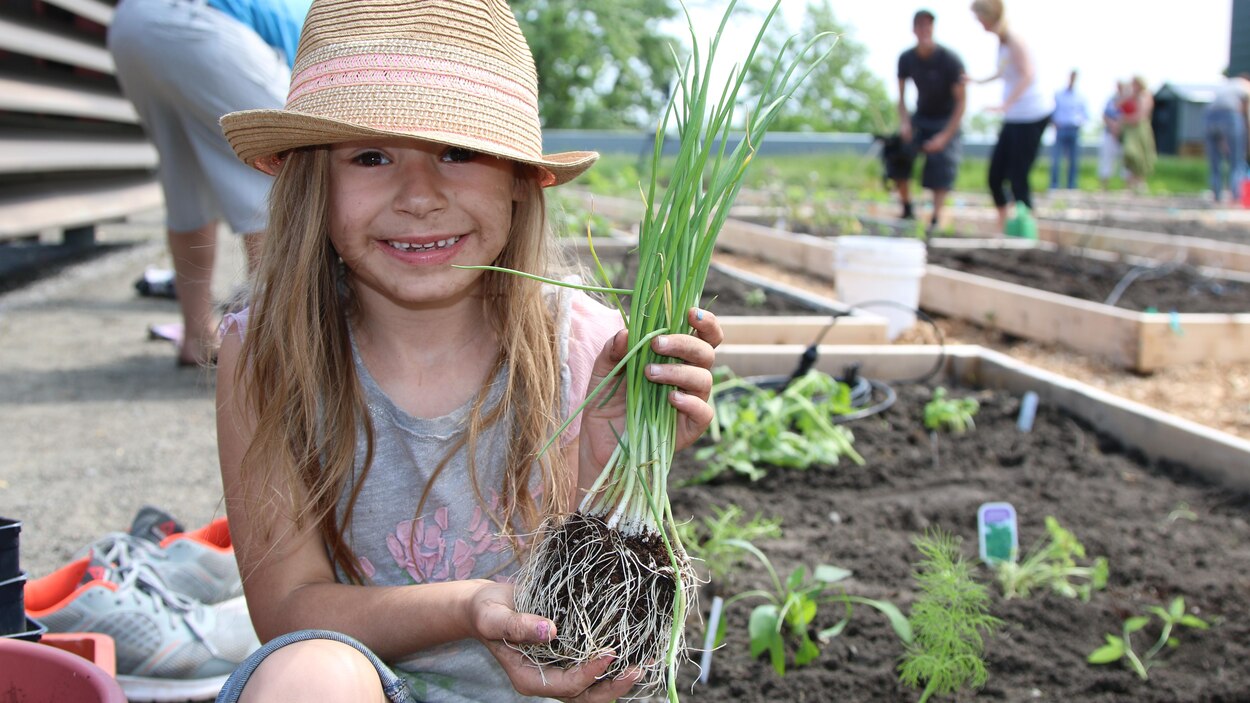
[899,529,1001,703]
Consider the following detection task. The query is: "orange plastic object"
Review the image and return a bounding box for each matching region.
[40,631,118,677]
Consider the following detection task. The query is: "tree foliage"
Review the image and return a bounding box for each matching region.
[513,0,683,129]
[742,0,892,133]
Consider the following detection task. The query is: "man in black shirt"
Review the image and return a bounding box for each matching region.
[894,9,966,229]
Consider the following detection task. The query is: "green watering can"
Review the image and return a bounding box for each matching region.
[1004,202,1038,240]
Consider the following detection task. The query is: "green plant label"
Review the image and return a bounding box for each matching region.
[977,502,1018,565]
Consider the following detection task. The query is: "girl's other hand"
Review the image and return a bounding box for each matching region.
[470,581,641,701]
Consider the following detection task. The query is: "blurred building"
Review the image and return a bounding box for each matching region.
[1152,83,1218,157]
[0,0,159,265]
[1232,0,1250,77]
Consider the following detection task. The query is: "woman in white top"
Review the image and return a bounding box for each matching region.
[971,0,1053,232]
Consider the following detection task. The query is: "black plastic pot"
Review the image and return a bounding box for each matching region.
[0,517,19,582]
[1,616,45,642]
[0,571,28,636]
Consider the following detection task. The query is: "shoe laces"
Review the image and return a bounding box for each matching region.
[89,536,224,658]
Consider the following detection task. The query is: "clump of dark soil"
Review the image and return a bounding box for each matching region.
[578,253,836,317]
[661,383,1250,702]
[926,246,1250,313]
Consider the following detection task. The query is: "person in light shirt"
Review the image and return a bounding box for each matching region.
[1050,70,1089,190]
[970,0,1054,232]
[1204,72,1250,204]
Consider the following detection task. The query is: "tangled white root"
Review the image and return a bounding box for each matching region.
[511,512,697,697]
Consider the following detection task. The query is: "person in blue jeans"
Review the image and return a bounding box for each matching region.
[1050,70,1088,190]
[1204,73,1250,204]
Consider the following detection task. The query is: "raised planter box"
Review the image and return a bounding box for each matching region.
[558,237,889,346]
[705,217,1250,372]
[682,344,1250,699]
[920,261,1250,373]
[715,344,1250,491]
[855,198,1250,275]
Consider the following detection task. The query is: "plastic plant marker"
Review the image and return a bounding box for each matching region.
[978,502,1018,566]
[698,595,725,685]
[1016,391,1039,433]
[1169,311,1184,336]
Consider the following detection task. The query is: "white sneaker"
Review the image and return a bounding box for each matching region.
[83,506,244,605]
[26,553,259,702]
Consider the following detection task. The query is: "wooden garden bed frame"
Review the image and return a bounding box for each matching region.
[845,200,1250,274]
[717,344,1250,492]
[710,218,1250,372]
[557,237,890,346]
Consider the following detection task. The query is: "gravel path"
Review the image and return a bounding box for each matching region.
[1,212,247,579]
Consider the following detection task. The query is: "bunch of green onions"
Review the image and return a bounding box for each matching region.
[484,2,832,699]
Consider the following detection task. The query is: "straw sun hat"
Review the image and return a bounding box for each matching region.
[220,0,598,186]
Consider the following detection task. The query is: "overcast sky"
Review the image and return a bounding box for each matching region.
[683,0,1234,124]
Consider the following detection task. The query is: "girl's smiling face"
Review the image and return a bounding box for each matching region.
[327,138,523,309]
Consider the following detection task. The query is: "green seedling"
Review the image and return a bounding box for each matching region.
[899,529,1001,703]
[677,504,782,589]
[722,539,911,676]
[996,516,1109,602]
[923,387,979,434]
[1165,502,1197,523]
[1087,596,1209,680]
[692,369,864,484]
[743,288,768,308]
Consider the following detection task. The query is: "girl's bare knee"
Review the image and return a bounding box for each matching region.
[237,639,389,703]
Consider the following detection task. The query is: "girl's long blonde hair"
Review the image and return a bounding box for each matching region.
[237,147,567,583]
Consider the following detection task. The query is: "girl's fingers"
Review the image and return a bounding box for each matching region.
[563,667,642,703]
[498,649,618,700]
[688,307,724,348]
[645,362,712,400]
[651,333,715,370]
[671,389,714,433]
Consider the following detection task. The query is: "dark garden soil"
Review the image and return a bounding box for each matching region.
[662,383,1250,702]
[925,247,1250,313]
[1085,216,1250,245]
[588,256,834,317]
[699,267,832,316]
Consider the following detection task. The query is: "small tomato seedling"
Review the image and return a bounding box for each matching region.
[1087,596,1209,680]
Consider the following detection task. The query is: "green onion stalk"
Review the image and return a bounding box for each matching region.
[502,2,833,699]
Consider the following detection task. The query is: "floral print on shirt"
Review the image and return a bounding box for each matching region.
[386,494,511,583]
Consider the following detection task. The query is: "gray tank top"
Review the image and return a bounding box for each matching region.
[332,288,622,702]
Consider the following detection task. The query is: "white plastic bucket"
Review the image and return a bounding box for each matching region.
[832,236,927,340]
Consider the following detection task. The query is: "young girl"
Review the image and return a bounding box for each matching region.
[213,1,722,702]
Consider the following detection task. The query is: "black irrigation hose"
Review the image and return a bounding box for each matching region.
[718,299,945,425]
[831,378,897,424]
[817,298,949,386]
[1104,261,1182,307]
